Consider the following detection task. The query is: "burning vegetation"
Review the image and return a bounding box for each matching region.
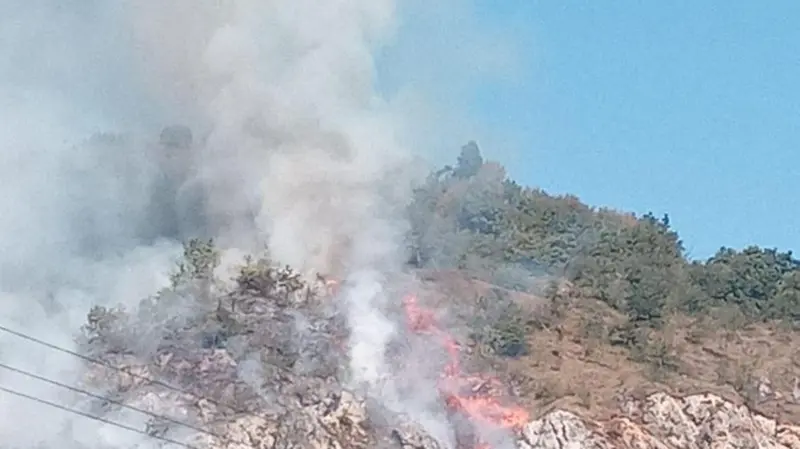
[74,239,531,449]
[401,293,529,449]
[18,138,796,449]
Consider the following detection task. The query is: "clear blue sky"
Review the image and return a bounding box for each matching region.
[380,2,799,260]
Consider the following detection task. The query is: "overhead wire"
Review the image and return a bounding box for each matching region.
[0,323,275,448]
[0,361,227,441]
[0,323,249,415]
[0,384,202,449]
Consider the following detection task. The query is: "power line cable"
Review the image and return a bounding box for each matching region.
[0,324,249,415]
[0,361,226,441]
[0,384,202,449]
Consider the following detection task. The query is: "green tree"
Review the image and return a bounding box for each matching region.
[692,246,799,318]
[571,213,685,327]
[452,141,484,179]
[407,145,510,270]
[764,271,800,322]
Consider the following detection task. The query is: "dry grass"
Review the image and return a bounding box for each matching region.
[414,271,800,424]
[507,298,800,423]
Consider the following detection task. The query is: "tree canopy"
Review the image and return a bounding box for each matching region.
[407,142,800,326]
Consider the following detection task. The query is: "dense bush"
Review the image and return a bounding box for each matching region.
[408,142,800,328]
[85,141,799,365]
[469,293,532,358]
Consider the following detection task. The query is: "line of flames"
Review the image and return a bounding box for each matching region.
[323,278,529,449]
[401,293,529,449]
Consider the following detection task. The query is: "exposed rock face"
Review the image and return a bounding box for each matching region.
[78,263,799,449]
[519,393,800,449]
[85,343,800,449]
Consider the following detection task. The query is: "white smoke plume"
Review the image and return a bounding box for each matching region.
[0,2,182,447]
[123,0,417,400]
[0,0,488,448]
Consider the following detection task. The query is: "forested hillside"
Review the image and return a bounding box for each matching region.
[407,141,799,331]
[74,141,800,449]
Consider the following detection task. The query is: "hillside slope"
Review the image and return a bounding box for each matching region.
[74,238,800,449]
[59,142,800,449]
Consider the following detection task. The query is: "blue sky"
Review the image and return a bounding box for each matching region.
[379,1,799,260]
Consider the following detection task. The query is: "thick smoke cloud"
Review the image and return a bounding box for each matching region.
[0,3,181,438]
[0,1,522,448]
[124,3,417,415]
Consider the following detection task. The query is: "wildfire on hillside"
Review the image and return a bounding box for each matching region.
[317,274,342,297]
[321,277,528,449]
[401,293,529,449]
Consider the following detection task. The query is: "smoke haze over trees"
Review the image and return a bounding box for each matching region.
[408,142,800,327]
[1,2,798,449]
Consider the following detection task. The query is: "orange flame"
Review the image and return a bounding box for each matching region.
[326,284,528,448]
[325,278,340,296]
[401,293,529,449]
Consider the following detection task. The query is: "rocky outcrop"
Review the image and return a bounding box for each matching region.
[519,393,800,449]
[77,259,800,449]
[86,334,800,449]
[110,369,800,449]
